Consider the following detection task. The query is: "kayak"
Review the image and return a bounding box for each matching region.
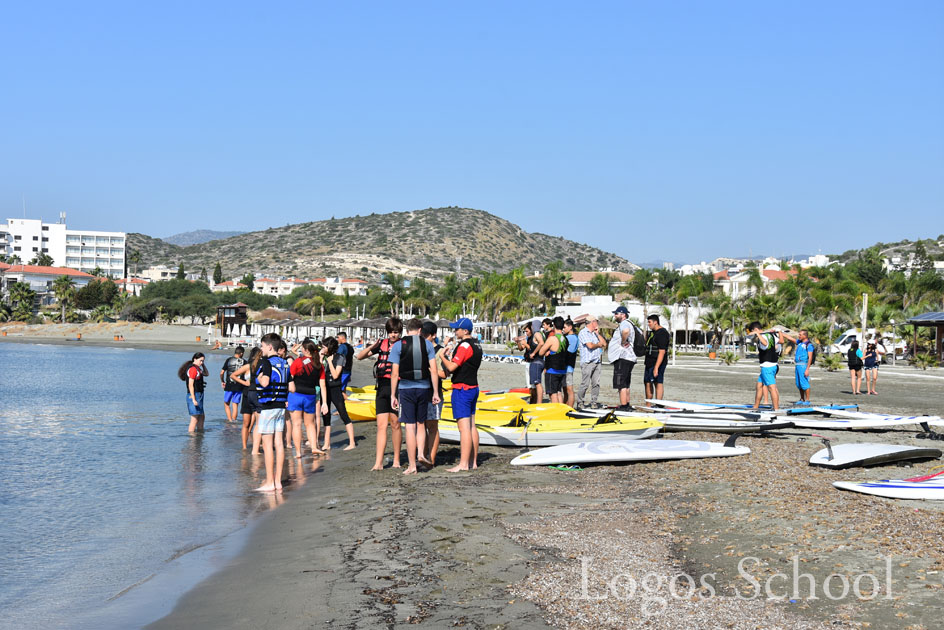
[437,416,663,447]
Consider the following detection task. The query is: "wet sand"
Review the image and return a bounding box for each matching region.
[86,348,944,628]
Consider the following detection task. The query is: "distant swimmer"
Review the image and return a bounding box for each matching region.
[288,339,325,458]
[438,318,482,472]
[254,333,290,492]
[320,336,356,451]
[389,318,441,475]
[220,346,246,421]
[357,317,403,470]
[179,352,208,433]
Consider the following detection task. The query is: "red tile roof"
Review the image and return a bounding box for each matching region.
[3,264,94,278]
[341,278,368,284]
[255,277,277,283]
[215,281,247,288]
[713,270,729,280]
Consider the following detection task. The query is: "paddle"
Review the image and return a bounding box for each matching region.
[904,466,944,483]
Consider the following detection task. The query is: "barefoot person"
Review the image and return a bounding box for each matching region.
[357,318,403,470]
[747,322,783,410]
[320,336,356,451]
[438,318,482,472]
[232,347,262,451]
[782,329,814,403]
[422,320,446,466]
[179,352,208,433]
[336,332,354,396]
[220,346,246,421]
[288,339,325,458]
[848,340,864,395]
[864,341,879,395]
[254,333,290,492]
[563,319,579,408]
[389,318,441,475]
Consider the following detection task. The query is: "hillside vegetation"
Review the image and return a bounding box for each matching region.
[127,207,637,281]
[163,230,245,246]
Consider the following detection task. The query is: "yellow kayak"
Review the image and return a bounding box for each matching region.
[438,414,663,446]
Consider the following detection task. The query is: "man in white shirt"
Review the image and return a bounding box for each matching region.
[607,306,636,410]
[575,315,606,409]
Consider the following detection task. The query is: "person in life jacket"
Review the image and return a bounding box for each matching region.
[562,319,579,408]
[356,317,404,471]
[746,321,783,411]
[230,346,263,452]
[320,336,356,451]
[254,332,290,493]
[336,332,355,396]
[287,338,325,458]
[389,318,441,475]
[516,320,545,404]
[220,345,246,422]
[439,317,483,472]
[178,352,208,433]
[538,316,568,404]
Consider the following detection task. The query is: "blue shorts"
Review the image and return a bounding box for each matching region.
[528,361,544,386]
[794,364,810,391]
[427,400,444,421]
[644,364,665,384]
[258,408,286,434]
[758,366,778,386]
[451,387,479,419]
[287,392,318,414]
[398,388,431,424]
[187,391,205,416]
[224,390,243,405]
[340,373,351,391]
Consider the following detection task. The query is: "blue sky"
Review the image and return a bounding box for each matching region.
[1,1,942,265]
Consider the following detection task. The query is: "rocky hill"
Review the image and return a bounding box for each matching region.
[127,207,638,281]
[163,229,245,246]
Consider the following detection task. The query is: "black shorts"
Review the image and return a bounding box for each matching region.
[240,390,261,415]
[375,380,394,415]
[545,372,566,395]
[612,359,635,390]
[644,364,665,384]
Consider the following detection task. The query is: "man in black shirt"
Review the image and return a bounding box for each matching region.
[644,315,670,401]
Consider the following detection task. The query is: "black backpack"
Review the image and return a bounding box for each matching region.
[631,323,647,358]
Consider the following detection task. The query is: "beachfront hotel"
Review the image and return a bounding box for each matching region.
[0,216,126,279]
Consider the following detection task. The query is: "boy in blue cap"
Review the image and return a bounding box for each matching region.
[439,318,483,472]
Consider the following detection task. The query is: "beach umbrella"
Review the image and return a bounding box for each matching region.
[226,323,232,337]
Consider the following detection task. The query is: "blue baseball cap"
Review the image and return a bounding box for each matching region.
[613,306,629,315]
[449,317,474,331]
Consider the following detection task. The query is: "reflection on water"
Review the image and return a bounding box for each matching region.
[0,343,316,629]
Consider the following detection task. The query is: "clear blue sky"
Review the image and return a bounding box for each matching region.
[2,1,942,265]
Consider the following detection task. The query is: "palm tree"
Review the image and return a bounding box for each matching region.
[128,250,142,277]
[535,262,572,310]
[28,252,54,267]
[623,269,654,318]
[384,273,406,316]
[589,273,612,297]
[697,309,727,349]
[9,282,35,321]
[52,275,76,323]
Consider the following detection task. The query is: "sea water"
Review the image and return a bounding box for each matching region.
[0,343,292,629]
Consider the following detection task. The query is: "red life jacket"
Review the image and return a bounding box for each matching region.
[373,338,394,380]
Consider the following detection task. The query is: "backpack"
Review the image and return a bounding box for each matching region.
[631,323,646,358]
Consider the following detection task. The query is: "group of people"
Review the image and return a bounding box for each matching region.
[745,323,889,409]
[517,307,671,411]
[177,316,485,491]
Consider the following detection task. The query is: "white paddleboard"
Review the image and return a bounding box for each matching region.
[833,472,944,500]
[812,408,944,428]
[810,443,942,469]
[510,438,751,466]
[794,416,940,430]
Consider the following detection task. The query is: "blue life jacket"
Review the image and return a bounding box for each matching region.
[257,356,289,405]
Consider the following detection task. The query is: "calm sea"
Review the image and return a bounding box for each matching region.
[0,343,304,629]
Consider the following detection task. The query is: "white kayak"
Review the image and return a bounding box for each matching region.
[810,442,942,469]
[570,409,792,434]
[833,471,944,500]
[511,437,751,466]
[437,423,662,447]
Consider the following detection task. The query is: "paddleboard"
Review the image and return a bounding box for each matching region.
[793,416,941,430]
[647,400,858,415]
[437,421,662,447]
[833,471,944,500]
[510,438,751,466]
[812,408,944,428]
[569,409,792,433]
[810,443,942,468]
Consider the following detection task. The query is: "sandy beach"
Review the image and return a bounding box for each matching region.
[6,326,944,628]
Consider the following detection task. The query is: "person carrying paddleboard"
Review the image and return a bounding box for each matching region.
[438,317,482,472]
[747,322,783,411]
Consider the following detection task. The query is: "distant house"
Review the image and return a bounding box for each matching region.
[249,276,370,297]
[532,270,634,303]
[211,280,248,293]
[115,277,150,297]
[0,263,95,306]
[713,267,800,299]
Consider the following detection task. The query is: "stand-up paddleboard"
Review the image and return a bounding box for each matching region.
[647,400,858,415]
[833,470,944,500]
[510,435,751,466]
[810,441,942,469]
[437,418,662,447]
[811,408,944,429]
[793,416,941,430]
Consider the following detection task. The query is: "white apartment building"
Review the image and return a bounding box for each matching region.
[1,217,126,278]
[235,276,370,298]
[0,262,95,306]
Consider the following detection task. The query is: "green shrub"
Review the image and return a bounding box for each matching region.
[819,353,843,372]
[719,351,739,365]
[911,354,939,370]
